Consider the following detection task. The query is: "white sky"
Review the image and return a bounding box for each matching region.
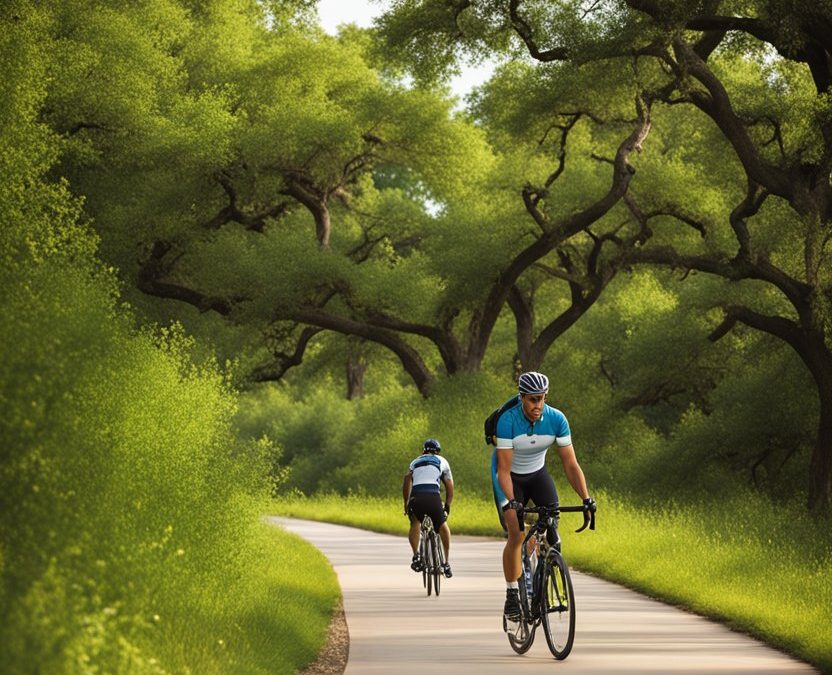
[316,0,496,102]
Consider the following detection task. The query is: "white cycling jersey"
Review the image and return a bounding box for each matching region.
[409,453,452,494]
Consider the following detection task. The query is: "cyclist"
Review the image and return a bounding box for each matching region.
[403,438,454,578]
[490,371,596,627]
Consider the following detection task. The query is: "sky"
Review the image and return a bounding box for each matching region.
[316,0,496,102]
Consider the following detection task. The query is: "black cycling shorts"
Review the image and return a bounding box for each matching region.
[493,465,559,531]
[408,492,446,529]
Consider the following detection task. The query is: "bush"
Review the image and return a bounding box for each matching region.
[0,255,338,673]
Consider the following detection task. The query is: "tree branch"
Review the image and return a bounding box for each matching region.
[508,0,570,62]
[280,174,331,248]
[671,38,794,200]
[251,326,324,381]
[137,240,237,315]
[291,307,434,396]
[469,96,653,365]
[708,304,806,353]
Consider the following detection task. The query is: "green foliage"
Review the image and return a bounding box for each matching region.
[0,3,337,671]
[237,371,502,497]
[0,3,95,270]
[0,253,318,672]
[241,260,816,515]
[6,0,829,661]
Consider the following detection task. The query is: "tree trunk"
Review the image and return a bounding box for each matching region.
[806,337,832,515]
[346,353,367,400]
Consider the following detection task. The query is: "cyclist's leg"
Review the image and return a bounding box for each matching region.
[494,451,532,624]
[492,450,525,580]
[423,494,451,567]
[406,498,421,553]
[502,503,524,582]
[529,468,561,548]
[438,521,450,561]
[408,516,421,553]
[408,495,429,571]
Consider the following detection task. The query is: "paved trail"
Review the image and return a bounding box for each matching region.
[271,517,816,674]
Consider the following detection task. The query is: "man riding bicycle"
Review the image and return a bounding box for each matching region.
[403,438,454,578]
[490,371,596,627]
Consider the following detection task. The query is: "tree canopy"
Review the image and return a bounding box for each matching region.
[7,0,830,514]
[374,0,832,512]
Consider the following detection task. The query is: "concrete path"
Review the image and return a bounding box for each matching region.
[270,517,817,674]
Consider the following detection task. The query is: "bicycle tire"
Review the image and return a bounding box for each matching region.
[425,534,434,596]
[506,570,535,654]
[540,550,575,659]
[420,532,428,589]
[431,532,441,596]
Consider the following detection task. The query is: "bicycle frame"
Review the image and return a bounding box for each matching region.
[520,508,557,620]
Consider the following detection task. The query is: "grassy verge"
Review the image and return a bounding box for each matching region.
[1,519,340,675]
[151,522,341,674]
[272,491,831,673]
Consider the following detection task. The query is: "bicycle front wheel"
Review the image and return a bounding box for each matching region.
[540,551,575,659]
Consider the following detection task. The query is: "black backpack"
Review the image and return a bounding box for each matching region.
[484,396,521,445]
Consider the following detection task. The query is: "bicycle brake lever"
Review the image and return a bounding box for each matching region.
[574,508,596,533]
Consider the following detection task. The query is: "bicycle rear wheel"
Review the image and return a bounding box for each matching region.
[506,572,535,654]
[540,551,575,659]
[420,533,428,590]
[431,532,441,596]
[425,534,434,596]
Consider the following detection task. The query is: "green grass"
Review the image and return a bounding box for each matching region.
[149,522,341,675]
[0,519,340,674]
[272,491,832,673]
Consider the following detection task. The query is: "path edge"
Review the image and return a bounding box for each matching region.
[299,597,349,675]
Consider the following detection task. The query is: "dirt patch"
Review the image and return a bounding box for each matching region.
[300,599,349,675]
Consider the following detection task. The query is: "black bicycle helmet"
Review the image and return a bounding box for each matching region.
[518,371,549,395]
[423,438,442,454]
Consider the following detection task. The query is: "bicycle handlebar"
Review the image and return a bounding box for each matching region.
[522,503,596,533]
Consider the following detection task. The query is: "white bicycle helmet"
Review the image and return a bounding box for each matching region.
[518,371,549,395]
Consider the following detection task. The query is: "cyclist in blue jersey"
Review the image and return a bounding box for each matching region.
[490,371,596,626]
[403,438,454,578]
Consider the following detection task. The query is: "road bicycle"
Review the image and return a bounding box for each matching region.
[418,514,446,597]
[504,503,595,660]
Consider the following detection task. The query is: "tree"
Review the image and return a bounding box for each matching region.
[376,0,832,513]
[45,0,655,399]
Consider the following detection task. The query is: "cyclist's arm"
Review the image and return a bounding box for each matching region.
[496,447,515,503]
[402,471,413,508]
[442,477,454,507]
[556,444,589,500]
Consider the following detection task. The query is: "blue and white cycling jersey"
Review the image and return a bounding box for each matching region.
[495,399,572,474]
[409,453,453,494]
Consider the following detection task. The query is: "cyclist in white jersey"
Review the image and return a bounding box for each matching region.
[402,438,454,577]
[490,371,596,626]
